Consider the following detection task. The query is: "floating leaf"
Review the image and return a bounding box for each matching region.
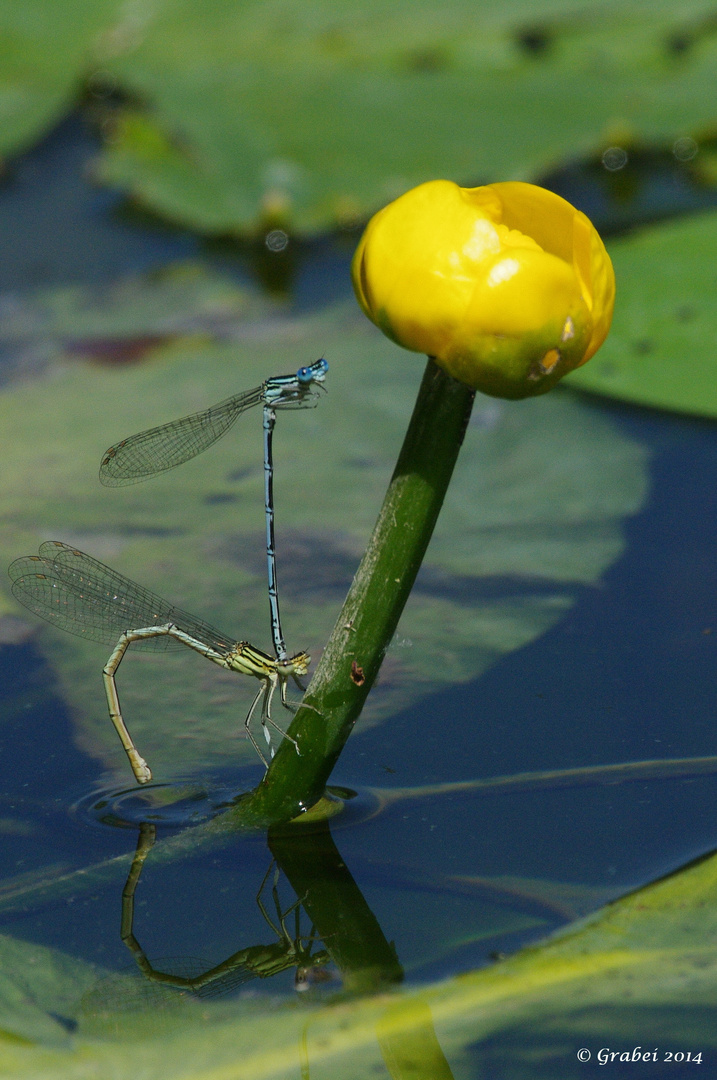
[3,2,716,234]
[87,0,717,234]
[0,259,264,347]
[0,0,123,157]
[85,2,717,234]
[568,208,717,417]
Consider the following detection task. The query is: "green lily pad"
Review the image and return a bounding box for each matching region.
[89,0,717,235]
[3,1,717,234]
[0,260,266,343]
[0,267,646,778]
[0,0,123,158]
[567,208,717,417]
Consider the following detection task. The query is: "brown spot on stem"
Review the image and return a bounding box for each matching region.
[350,660,365,686]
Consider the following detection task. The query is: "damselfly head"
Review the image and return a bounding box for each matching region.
[296,357,328,384]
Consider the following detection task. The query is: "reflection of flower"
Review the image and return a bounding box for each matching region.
[352,180,615,399]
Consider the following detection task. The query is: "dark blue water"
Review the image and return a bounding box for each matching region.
[1,111,716,1072]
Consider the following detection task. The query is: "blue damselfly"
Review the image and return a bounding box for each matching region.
[99,358,329,661]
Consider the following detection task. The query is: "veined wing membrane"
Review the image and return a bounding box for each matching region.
[10,541,235,653]
[99,386,265,486]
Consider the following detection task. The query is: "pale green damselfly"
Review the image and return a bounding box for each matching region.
[9,542,310,783]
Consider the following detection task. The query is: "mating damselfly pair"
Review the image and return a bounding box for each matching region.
[9,360,328,783]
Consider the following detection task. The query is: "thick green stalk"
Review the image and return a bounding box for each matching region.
[230,357,475,826]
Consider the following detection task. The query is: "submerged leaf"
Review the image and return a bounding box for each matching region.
[0,932,102,1047]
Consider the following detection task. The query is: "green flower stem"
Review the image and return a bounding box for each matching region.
[231,357,475,827]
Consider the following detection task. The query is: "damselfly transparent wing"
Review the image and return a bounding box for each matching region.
[99,385,266,486]
[9,542,236,655]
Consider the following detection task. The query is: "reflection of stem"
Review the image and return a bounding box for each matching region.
[298,996,456,1080]
[299,1021,311,1080]
[269,819,404,995]
[237,359,475,826]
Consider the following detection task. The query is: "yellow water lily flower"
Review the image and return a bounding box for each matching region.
[352,180,615,399]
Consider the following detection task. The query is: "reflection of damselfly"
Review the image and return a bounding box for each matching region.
[99,358,329,661]
[119,825,331,998]
[8,541,310,783]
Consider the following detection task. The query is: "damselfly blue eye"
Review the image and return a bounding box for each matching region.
[297,358,328,382]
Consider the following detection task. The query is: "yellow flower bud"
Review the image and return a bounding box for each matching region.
[352,180,615,399]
